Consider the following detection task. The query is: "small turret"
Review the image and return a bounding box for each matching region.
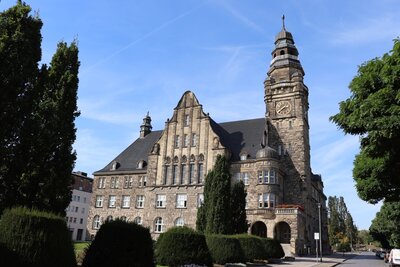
[140,112,152,138]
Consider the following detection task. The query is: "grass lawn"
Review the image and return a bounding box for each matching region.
[74,241,90,254]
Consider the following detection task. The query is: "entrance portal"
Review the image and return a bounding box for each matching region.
[251,221,267,237]
[274,221,291,243]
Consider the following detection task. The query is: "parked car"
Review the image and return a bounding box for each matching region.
[389,249,400,267]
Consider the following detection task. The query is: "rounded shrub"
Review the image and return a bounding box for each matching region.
[206,234,245,264]
[261,238,285,259]
[155,226,213,267]
[0,206,76,267]
[234,234,267,262]
[82,219,154,267]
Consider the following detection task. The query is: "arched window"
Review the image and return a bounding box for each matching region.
[120,216,127,222]
[134,216,142,225]
[137,160,146,169]
[106,215,113,222]
[154,217,164,233]
[175,217,184,227]
[93,215,101,229]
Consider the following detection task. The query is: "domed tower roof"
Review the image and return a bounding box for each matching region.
[256,145,279,159]
[275,15,294,43]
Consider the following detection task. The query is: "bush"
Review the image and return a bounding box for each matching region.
[0,206,76,267]
[156,226,213,267]
[234,234,266,262]
[206,234,245,264]
[82,219,154,267]
[261,238,285,259]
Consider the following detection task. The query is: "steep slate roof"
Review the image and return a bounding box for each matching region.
[94,130,163,174]
[211,118,265,161]
[94,117,265,175]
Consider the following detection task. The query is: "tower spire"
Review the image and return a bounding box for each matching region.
[282,14,285,30]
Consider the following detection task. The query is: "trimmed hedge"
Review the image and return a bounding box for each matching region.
[0,206,76,267]
[234,234,266,262]
[82,219,154,267]
[206,234,245,264]
[261,238,285,259]
[156,226,213,267]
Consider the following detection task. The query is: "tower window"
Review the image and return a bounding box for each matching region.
[280,50,285,55]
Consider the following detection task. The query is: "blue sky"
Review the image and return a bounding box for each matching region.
[2,0,399,230]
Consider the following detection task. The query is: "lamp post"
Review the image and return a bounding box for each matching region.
[318,203,323,262]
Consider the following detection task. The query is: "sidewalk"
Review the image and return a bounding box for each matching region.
[265,252,355,267]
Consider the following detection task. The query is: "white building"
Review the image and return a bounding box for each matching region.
[66,171,93,241]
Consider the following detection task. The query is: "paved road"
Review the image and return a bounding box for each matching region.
[337,251,386,267]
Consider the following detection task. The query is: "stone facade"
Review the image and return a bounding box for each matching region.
[87,23,328,256]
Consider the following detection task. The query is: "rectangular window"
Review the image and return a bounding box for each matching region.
[139,176,147,187]
[191,133,197,147]
[75,206,78,213]
[258,171,263,184]
[180,164,186,184]
[172,165,178,184]
[80,218,83,224]
[156,194,166,208]
[110,177,119,189]
[184,114,190,126]
[198,163,203,183]
[163,166,169,185]
[108,195,116,208]
[243,172,249,185]
[77,196,80,202]
[122,195,130,208]
[73,217,77,223]
[269,170,276,184]
[263,171,268,183]
[81,208,85,214]
[269,193,275,208]
[124,176,133,188]
[98,177,106,188]
[176,194,187,208]
[197,193,204,207]
[189,164,194,184]
[95,196,104,208]
[136,195,145,208]
[183,134,189,147]
[174,135,180,148]
[258,193,268,208]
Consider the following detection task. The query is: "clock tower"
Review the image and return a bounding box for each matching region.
[264,17,311,205]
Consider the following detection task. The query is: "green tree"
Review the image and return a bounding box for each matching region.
[330,39,400,203]
[230,181,248,234]
[369,201,400,248]
[0,2,79,215]
[196,154,239,234]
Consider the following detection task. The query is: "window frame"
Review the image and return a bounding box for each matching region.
[122,195,131,208]
[156,194,166,208]
[95,195,104,208]
[176,194,187,208]
[136,195,145,208]
[108,195,117,208]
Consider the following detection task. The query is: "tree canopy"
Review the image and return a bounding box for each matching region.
[369,201,400,249]
[0,2,79,215]
[330,39,400,203]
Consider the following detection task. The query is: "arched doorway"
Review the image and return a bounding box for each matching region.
[251,221,267,238]
[274,221,291,243]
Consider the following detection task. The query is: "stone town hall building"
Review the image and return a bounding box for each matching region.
[87,23,328,256]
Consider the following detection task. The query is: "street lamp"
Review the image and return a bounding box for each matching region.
[318,203,323,262]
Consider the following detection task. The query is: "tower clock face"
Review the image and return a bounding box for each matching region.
[276,100,292,115]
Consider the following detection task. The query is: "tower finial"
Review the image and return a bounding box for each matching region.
[282,14,286,30]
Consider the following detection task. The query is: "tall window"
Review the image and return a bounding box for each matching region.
[95,196,104,208]
[163,165,169,185]
[172,165,178,185]
[174,135,180,148]
[183,134,189,147]
[108,195,116,208]
[122,195,130,208]
[189,164,194,184]
[180,164,186,184]
[191,133,197,146]
[175,217,184,227]
[139,176,147,187]
[136,195,145,208]
[270,193,276,208]
[93,215,101,229]
[258,193,275,208]
[134,216,142,225]
[156,194,166,208]
[176,194,187,208]
[154,217,164,233]
[98,177,106,188]
[197,193,204,207]
[184,114,190,126]
[197,163,203,183]
[243,172,249,185]
[110,177,119,188]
